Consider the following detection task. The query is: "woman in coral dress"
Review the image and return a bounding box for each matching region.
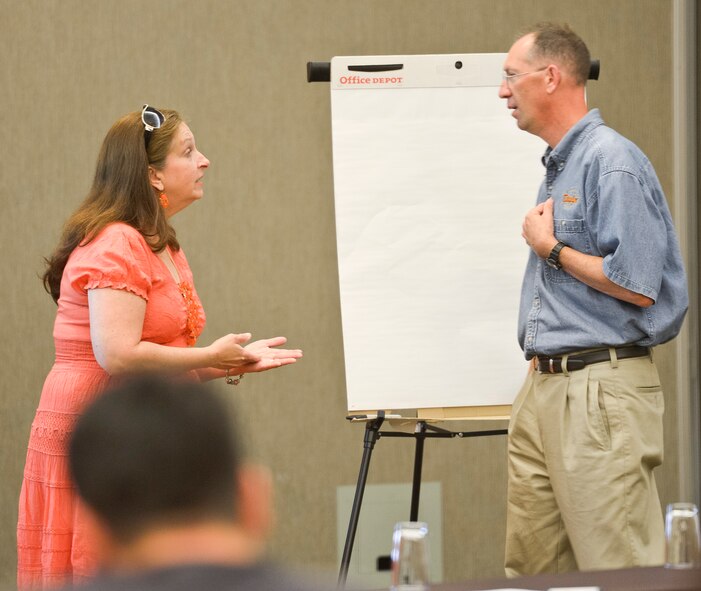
[17,106,303,589]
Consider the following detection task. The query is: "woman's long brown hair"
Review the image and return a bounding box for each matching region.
[43,108,182,304]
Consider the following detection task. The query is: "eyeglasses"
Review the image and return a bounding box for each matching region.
[501,66,548,86]
[141,104,165,148]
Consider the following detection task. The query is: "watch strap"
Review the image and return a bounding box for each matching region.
[546,241,567,270]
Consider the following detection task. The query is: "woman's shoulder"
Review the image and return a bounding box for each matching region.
[93,222,147,243]
[87,222,153,254]
[70,223,153,267]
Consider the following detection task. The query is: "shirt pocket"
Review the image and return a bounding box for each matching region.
[545,218,590,284]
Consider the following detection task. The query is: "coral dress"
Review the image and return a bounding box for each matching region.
[17,223,206,589]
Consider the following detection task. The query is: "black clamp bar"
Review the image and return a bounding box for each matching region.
[306,59,600,83]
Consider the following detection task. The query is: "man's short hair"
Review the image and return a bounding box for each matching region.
[69,374,241,542]
[525,22,591,85]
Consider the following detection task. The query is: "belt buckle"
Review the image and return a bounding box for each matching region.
[535,356,558,374]
[534,356,556,374]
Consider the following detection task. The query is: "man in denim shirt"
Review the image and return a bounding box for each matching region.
[498,23,688,576]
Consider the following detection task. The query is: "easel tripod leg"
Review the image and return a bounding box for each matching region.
[409,421,427,521]
[338,414,385,588]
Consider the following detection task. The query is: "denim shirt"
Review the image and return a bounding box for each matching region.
[518,109,688,358]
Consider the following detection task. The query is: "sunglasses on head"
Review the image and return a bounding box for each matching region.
[141,104,165,148]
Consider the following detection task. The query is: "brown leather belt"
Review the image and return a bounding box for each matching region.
[535,346,650,374]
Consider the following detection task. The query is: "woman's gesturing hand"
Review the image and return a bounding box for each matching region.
[242,336,303,373]
[210,333,260,368]
[210,333,302,373]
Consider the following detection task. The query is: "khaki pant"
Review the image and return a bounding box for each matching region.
[505,351,665,576]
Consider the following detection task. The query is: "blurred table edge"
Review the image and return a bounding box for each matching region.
[429,565,701,591]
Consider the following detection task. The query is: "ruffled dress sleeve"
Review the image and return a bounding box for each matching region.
[54,223,204,346]
[69,223,153,299]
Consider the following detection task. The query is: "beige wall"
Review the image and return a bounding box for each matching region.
[0,0,690,586]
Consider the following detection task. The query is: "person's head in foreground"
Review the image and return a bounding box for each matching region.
[69,374,273,574]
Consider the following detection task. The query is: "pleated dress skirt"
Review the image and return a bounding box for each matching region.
[17,339,112,589]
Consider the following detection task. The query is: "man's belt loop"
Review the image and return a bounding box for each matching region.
[549,358,555,373]
[561,353,570,377]
[609,347,619,369]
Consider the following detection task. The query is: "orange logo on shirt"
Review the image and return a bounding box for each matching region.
[562,193,578,204]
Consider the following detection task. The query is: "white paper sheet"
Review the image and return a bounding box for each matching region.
[331,54,544,411]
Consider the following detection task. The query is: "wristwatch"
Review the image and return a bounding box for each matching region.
[545,241,567,270]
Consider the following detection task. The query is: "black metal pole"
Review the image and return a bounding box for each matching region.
[409,421,427,521]
[338,413,385,588]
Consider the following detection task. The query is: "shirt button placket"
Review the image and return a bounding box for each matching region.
[546,160,559,197]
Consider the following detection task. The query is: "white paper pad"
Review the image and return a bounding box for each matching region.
[331,53,544,412]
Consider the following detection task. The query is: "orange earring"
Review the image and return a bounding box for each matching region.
[159,193,169,208]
